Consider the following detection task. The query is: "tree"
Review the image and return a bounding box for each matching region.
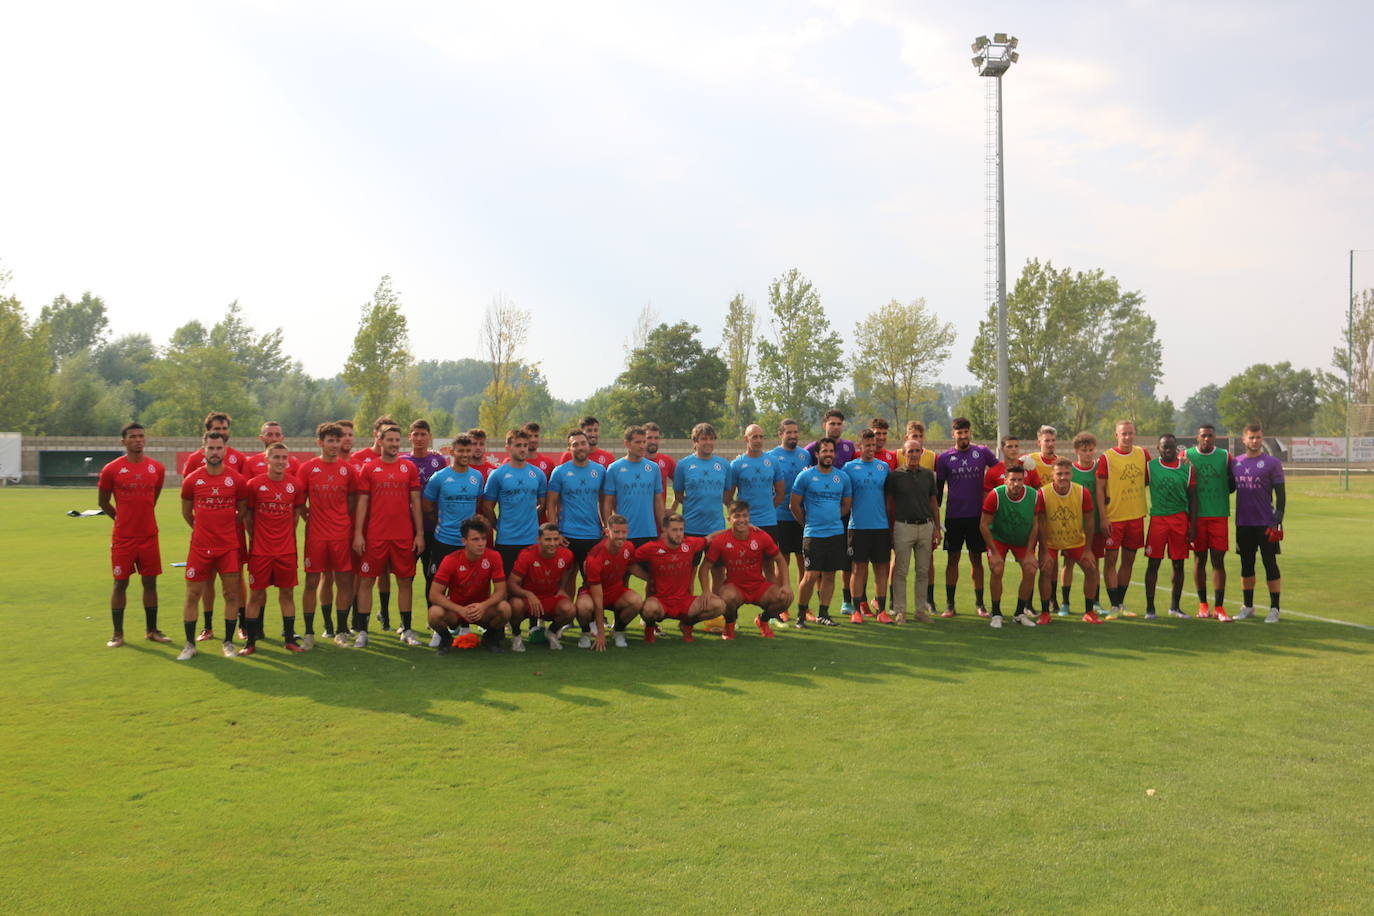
[478,293,531,435]
[966,259,1164,437]
[852,297,955,424]
[624,302,659,361]
[141,341,259,436]
[608,322,727,437]
[0,293,53,433]
[343,276,411,427]
[1179,384,1225,434]
[754,269,844,432]
[259,366,358,435]
[209,302,291,390]
[39,292,108,365]
[1316,288,1374,434]
[44,351,131,435]
[1217,362,1317,434]
[93,333,158,419]
[720,293,757,433]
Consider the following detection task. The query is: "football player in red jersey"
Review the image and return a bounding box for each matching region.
[557,415,615,467]
[428,516,511,654]
[508,523,577,650]
[631,512,726,643]
[177,432,249,660]
[97,422,170,647]
[181,412,250,639]
[351,426,425,647]
[298,422,355,646]
[644,422,676,492]
[871,417,899,470]
[467,427,504,479]
[349,415,398,627]
[243,421,301,478]
[705,501,792,638]
[241,443,307,654]
[574,515,644,650]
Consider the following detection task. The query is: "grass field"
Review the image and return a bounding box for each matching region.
[2,477,1372,913]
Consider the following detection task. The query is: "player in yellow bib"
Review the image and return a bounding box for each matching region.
[1094,420,1151,618]
[1037,458,1102,623]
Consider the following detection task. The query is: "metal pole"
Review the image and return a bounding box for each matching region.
[1346,249,1354,491]
[995,74,1009,450]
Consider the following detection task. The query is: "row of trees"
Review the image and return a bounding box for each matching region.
[1,258,1368,441]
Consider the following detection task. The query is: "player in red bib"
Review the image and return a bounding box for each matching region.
[97,422,170,647]
[632,512,726,643]
[508,523,577,650]
[705,500,793,638]
[574,515,645,650]
[428,516,511,654]
[240,443,306,655]
[983,435,1043,491]
[176,432,248,660]
[297,422,356,647]
[351,425,424,647]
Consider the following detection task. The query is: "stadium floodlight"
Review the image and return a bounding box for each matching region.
[972,33,1020,452]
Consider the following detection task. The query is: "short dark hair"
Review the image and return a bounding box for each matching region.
[643,422,662,433]
[204,431,228,444]
[1072,431,1096,449]
[606,513,628,528]
[203,411,231,430]
[624,425,646,441]
[506,428,530,444]
[661,511,685,527]
[779,418,799,433]
[952,417,971,431]
[372,415,397,432]
[378,425,403,439]
[579,416,599,428]
[336,419,355,431]
[1005,464,1026,476]
[816,437,838,452]
[120,422,145,439]
[538,521,560,536]
[316,422,344,440]
[1198,423,1216,432]
[728,500,751,515]
[870,417,889,430]
[824,409,845,422]
[460,516,490,538]
[451,434,473,449]
[467,427,487,440]
[266,442,289,453]
[1001,435,1019,447]
[567,429,588,443]
[521,421,541,434]
[409,419,431,433]
[859,429,877,442]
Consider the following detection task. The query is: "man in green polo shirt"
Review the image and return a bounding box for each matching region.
[1143,434,1198,621]
[978,465,1040,629]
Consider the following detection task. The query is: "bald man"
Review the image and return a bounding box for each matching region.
[727,424,787,547]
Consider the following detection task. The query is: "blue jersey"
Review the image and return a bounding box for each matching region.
[604,457,663,539]
[729,453,784,526]
[767,445,810,500]
[674,453,731,536]
[792,466,852,538]
[481,461,548,546]
[547,461,605,540]
[423,465,486,545]
[843,458,890,530]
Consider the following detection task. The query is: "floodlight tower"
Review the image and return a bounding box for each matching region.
[973,33,1019,450]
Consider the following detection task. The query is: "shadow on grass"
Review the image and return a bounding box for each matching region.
[125,608,1374,721]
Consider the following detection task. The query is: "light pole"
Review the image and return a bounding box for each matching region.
[973,33,1019,451]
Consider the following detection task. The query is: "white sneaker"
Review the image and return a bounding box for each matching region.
[1265,608,1280,623]
[334,633,351,647]
[221,640,237,657]
[1017,613,1037,627]
[990,615,1003,629]
[511,635,526,653]
[1167,608,1187,618]
[400,629,422,647]
[546,629,563,650]
[613,632,629,648]
[302,634,315,650]
[577,633,592,649]
[428,632,442,648]
[354,630,369,648]
[176,643,197,660]
[1237,606,1256,620]
[1144,612,1158,621]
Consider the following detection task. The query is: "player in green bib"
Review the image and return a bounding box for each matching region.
[978,466,1041,628]
[1143,434,1197,620]
[1061,431,1106,616]
[1185,424,1236,619]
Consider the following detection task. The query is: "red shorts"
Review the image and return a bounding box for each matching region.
[358,539,417,578]
[1145,513,1189,560]
[248,554,298,589]
[579,584,629,607]
[1192,516,1229,552]
[655,594,697,620]
[111,536,161,579]
[1090,531,1107,558]
[726,579,772,606]
[185,547,241,581]
[987,539,1029,562]
[524,593,567,615]
[1106,517,1144,551]
[1046,545,1087,565]
[303,538,353,574]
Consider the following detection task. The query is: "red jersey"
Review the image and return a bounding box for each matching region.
[505,452,554,479]
[983,462,1042,491]
[180,467,248,552]
[633,536,707,602]
[875,448,899,471]
[650,453,677,490]
[584,538,634,597]
[558,448,615,468]
[434,548,505,605]
[98,455,165,539]
[297,456,354,542]
[705,526,779,592]
[244,452,302,479]
[246,473,304,556]
[356,458,420,540]
[182,445,248,477]
[349,446,378,469]
[512,545,574,596]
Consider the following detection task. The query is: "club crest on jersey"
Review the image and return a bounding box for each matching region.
[113,565,122,576]
[1257,461,1265,469]
[750,540,758,550]
[557,557,566,568]
[590,470,599,479]
[361,562,371,573]
[185,567,196,578]
[285,483,295,493]
[481,558,490,569]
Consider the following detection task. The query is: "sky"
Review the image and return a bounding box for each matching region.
[2,0,1372,406]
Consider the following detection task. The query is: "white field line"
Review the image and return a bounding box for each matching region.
[1128,579,1374,631]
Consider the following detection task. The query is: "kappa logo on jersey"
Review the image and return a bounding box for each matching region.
[373,466,383,473]
[118,467,128,474]
[259,485,269,491]
[196,478,206,485]
[312,467,321,473]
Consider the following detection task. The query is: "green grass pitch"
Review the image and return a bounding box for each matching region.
[2,477,1371,913]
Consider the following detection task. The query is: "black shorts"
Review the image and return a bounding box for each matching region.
[802,533,848,572]
[565,537,600,574]
[427,538,464,579]
[1235,525,1280,559]
[757,524,780,550]
[944,516,985,554]
[496,543,531,579]
[774,519,803,555]
[848,528,893,564]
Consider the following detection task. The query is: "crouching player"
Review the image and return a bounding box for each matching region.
[574,515,644,650]
[979,465,1040,628]
[1143,434,1197,621]
[508,523,577,651]
[428,516,512,655]
[242,443,307,655]
[632,512,726,643]
[1037,459,1102,624]
[705,500,794,638]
